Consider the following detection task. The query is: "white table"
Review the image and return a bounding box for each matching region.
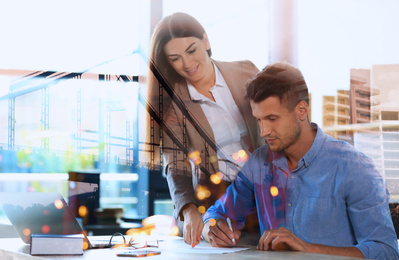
[0,236,367,260]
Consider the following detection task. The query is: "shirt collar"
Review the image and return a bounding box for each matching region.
[271,123,325,172]
[301,123,324,168]
[187,62,227,101]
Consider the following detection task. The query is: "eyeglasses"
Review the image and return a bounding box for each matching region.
[129,236,159,249]
[109,232,159,249]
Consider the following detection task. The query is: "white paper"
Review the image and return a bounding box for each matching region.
[170,242,249,255]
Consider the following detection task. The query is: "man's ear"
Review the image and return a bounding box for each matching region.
[297,101,309,121]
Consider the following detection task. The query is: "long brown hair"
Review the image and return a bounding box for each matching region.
[149,12,212,86]
[145,12,212,166]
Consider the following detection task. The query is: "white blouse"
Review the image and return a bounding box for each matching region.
[187,63,249,180]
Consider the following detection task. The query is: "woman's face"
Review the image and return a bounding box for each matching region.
[163,33,212,85]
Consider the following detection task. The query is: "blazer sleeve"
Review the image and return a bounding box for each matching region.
[161,102,198,220]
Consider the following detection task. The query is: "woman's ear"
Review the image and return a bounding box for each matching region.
[203,32,211,50]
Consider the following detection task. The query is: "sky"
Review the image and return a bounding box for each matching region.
[297,0,399,124]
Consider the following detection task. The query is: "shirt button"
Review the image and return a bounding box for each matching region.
[288,203,292,207]
[290,175,294,179]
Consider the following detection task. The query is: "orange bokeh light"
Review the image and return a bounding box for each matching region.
[42,224,50,234]
[188,150,202,166]
[79,205,88,217]
[198,206,206,214]
[171,226,179,236]
[210,173,221,185]
[238,150,247,158]
[23,228,31,236]
[209,219,217,227]
[270,186,279,197]
[54,199,64,209]
[196,185,211,200]
[83,241,89,250]
[232,153,239,161]
[197,191,206,200]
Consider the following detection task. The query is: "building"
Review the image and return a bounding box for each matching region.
[321,65,399,200]
[322,90,352,144]
[371,64,399,200]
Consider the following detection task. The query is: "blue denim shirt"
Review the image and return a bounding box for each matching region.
[204,124,399,259]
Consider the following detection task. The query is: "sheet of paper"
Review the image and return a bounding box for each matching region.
[171,242,249,254]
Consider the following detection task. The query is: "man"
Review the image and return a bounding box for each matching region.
[202,62,399,259]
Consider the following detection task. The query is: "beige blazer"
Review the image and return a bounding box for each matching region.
[147,59,263,220]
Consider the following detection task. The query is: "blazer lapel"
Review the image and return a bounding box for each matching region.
[214,60,258,153]
[173,81,219,173]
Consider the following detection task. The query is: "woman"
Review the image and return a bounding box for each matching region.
[145,12,263,247]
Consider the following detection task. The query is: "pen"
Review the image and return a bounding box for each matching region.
[226,218,236,245]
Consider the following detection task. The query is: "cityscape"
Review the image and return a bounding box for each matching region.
[322,64,399,199]
[0,62,398,217]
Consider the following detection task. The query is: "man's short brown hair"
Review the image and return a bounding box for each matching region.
[245,62,309,111]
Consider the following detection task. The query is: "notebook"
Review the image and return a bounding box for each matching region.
[0,192,114,249]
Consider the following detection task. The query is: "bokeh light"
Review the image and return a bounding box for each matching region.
[197,191,206,200]
[42,224,50,234]
[188,150,202,166]
[238,149,249,161]
[83,241,89,250]
[209,219,217,227]
[209,156,218,163]
[196,185,211,200]
[23,228,31,236]
[210,173,221,185]
[171,226,179,236]
[79,205,88,217]
[69,181,76,189]
[198,205,206,214]
[233,150,249,163]
[270,186,279,197]
[238,150,246,158]
[54,199,64,209]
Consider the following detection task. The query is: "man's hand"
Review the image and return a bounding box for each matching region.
[257,227,307,251]
[202,219,240,247]
[257,227,364,258]
[182,204,203,247]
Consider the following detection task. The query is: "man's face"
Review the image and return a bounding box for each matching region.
[250,96,301,153]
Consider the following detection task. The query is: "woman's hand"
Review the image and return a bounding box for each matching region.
[182,204,204,247]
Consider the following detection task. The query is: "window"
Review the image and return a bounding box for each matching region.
[297,0,399,200]
[0,0,151,222]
